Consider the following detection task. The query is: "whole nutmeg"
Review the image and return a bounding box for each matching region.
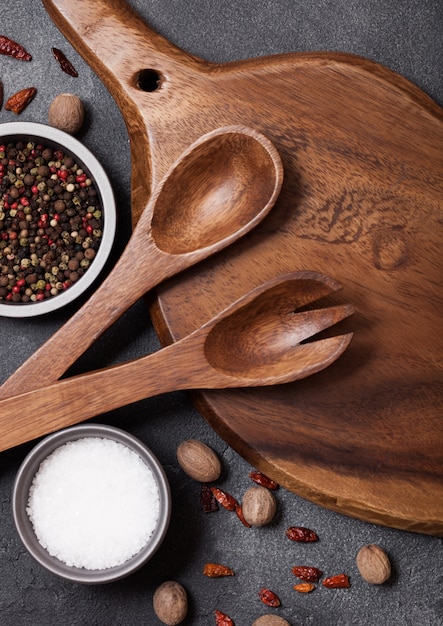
[48,93,85,135]
[356,544,391,584]
[253,616,291,626]
[241,485,277,526]
[153,581,188,625]
[176,439,221,482]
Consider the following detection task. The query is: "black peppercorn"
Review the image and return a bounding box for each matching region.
[0,139,103,304]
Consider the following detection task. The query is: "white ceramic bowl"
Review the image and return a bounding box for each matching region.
[0,122,116,317]
[12,424,171,584]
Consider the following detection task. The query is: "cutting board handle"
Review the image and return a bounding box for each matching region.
[43,0,216,219]
[43,0,206,82]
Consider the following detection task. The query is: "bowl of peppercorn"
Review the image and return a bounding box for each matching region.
[0,122,116,317]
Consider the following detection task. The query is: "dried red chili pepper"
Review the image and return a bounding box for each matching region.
[249,470,279,490]
[200,484,218,513]
[322,573,350,589]
[0,35,32,61]
[292,566,323,582]
[293,582,316,593]
[235,503,251,528]
[51,47,78,77]
[215,609,234,625]
[210,487,238,511]
[203,563,234,578]
[258,588,281,607]
[285,526,319,542]
[5,87,37,114]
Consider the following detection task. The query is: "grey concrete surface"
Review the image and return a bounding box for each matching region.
[0,1,442,624]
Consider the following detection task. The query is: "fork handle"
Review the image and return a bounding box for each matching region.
[0,336,212,452]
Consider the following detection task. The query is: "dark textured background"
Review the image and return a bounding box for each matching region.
[0,1,442,624]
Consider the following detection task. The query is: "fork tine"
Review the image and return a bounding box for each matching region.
[256,332,354,385]
[291,333,354,380]
[261,272,344,315]
[283,303,355,345]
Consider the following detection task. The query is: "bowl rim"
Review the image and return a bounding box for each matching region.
[12,423,171,584]
[0,121,116,318]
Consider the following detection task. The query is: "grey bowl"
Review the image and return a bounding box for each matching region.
[0,122,116,317]
[12,424,171,584]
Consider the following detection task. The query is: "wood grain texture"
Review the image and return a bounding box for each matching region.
[40,0,443,534]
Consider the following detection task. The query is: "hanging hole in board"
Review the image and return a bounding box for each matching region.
[137,69,163,92]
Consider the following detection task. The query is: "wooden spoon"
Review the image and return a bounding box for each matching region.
[0,125,282,399]
[0,271,353,452]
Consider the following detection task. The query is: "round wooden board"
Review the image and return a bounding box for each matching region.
[148,58,443,534]
[45,0,443,534]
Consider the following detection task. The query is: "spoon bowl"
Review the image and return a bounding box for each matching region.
[0,125,282,400]
[0,271,353,452]
[151,130,278,254]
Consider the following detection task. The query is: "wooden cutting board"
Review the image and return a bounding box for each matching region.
[43,0,443,535]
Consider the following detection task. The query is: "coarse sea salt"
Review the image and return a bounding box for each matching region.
[26,437,161,570]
